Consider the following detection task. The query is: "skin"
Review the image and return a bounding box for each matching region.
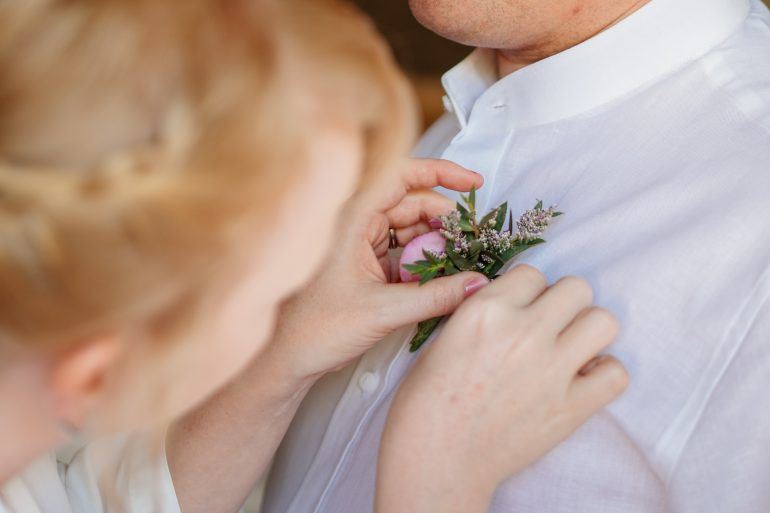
[167,158,494,511]
[166,161,628,512]
[2,2,638,508]
[0,144,627,513]
[408,0,651,75]
[0,118,361,485]
[164,2,658,511]
[378,268,626,513]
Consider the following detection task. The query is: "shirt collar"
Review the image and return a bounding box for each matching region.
[441,0,751,129]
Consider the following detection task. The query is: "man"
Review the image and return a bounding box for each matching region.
[263,0,770,512]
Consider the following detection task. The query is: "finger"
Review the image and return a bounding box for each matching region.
[567,356,629,423]
[395,223,431,246]
[376,272,490,329]
[472,264,548,307]
[402,158,484,192]
[556,307,620,371]
[386,190,455,228]
[531,276,594,333]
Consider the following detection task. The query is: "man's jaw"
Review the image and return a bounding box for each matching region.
[496,0,651,77]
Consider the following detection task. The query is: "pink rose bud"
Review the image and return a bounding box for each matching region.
[399,231,447,283]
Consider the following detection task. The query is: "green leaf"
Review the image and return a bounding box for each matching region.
[468,187,476,210]
[495,202,508,232]
[419,269,438,285]
[409,317,444,352]
[486,260,505,276]
[422,249,439,265]
[468,239,484,260]
[535,199,543,210]
[456,201,469,217]
[498,239,545,261]
[525,237,546,246]
[479,207,499,229]
[447,250,475,271]
[402,261,429,273]
[459,218,475,232]
[403,255,448,285]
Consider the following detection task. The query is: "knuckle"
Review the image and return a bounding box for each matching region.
[559,275,593,304]
[474,296,508,322]
[587,307,620,337]
[512,264,547,287]
[588,307,620,347]
[459,297,510,333]
[603,359,630,393]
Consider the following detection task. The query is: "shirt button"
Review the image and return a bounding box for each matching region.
[358,371,380,393]
[442,95,455,114]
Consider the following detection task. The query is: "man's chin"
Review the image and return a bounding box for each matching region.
[408,0,479,46]
[407,0,520,49]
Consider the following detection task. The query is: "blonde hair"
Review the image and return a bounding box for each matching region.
[0,0,417,357]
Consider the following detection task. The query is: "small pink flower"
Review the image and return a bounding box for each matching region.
[399,231,446,282]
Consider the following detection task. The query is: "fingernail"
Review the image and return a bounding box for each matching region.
[428,218,443,229]
[464,276,489,297]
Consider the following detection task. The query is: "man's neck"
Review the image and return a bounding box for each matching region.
[497,0,651,77]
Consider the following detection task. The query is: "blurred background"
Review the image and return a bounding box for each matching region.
[351,0,470,129]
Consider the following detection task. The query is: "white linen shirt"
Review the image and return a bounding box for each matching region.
[264,0,770,512]
[0,434,181,513]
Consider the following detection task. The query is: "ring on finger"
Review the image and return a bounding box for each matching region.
[388,228,399,249]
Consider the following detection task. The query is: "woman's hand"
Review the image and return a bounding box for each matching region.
[259,158,490,382]
[377,265,629,513]
[168,158,489,513]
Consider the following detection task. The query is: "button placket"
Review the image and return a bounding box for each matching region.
[302,327,416,513]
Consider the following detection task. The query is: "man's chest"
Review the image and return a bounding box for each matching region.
[265,182,747,513]
[266,111,770,513]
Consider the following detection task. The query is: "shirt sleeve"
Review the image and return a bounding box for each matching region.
[58,431,182,513]
[667,298,770,513]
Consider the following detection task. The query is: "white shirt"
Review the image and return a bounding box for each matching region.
[263,0,770,512]
[0,434,180,513]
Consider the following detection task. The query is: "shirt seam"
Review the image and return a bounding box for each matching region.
[658,266,770,486]
[698,12,770,141]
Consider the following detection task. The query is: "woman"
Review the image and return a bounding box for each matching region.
[0,0,627,512]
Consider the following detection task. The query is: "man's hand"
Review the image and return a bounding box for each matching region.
[377,266,629,513]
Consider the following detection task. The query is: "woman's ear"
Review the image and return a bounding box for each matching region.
[48,336,123,430]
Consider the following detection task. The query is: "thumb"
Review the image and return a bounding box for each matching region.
[377,272,489,329]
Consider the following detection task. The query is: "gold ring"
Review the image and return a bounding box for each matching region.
[388,228,398,249]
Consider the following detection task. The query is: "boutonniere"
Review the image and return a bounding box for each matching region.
[400,188,561,352]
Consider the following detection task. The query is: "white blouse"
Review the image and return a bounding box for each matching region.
[0,434,180,513]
